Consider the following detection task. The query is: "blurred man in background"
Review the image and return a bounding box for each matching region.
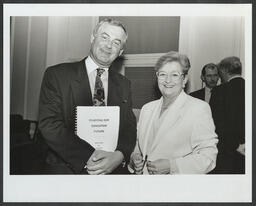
[190,63,219,103]
[209,56,245,174]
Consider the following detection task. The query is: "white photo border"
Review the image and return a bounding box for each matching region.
[3,3,252,202]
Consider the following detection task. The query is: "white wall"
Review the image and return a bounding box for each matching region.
[25,17,49,120]
[179,17,245,93]
[46,16,98,67]
[10,17,29,117]
[11,17,49,120]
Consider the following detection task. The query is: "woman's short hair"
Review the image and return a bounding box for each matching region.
[155,51,191,74]
[93,18,128,43]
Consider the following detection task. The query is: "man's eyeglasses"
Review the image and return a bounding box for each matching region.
[156,71,185,81]
[98,33,122,49]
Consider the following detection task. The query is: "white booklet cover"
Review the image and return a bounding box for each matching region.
[76,106,120,151]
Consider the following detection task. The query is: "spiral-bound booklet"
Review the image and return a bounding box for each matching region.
[76,106,120,151]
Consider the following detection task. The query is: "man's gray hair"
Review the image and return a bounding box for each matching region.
[93,18,128,43]
[218,56,242,75]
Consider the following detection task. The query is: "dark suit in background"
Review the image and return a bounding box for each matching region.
[190,63,219,102]
[209,77,245,174]
[190,88,205,101]
[38,58,136,174]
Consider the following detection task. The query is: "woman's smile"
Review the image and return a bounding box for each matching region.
[163,84,175,88]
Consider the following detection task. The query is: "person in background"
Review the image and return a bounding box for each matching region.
[209,56,245,174]
[190,63,219,103]
[38,18,136,174]
[129,51,218,174]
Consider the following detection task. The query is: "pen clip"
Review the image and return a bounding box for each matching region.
[142,155,148,171]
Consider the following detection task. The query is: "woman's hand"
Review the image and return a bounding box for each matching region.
[130,152,144,174]
[147,159,170,174]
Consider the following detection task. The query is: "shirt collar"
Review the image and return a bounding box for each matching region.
[85,56,109,75]
[205,86,212,93]
[228,75,241,82]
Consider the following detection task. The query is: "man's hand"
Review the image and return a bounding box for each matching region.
[86,150,124,175]
[146,159,170,175]
[237,143,245,156]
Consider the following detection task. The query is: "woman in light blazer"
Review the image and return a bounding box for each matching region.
[129,51,218,174]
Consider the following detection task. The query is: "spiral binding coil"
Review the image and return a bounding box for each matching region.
[74,106,77,135]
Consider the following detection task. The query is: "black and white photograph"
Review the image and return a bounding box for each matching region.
[3,3,252,203]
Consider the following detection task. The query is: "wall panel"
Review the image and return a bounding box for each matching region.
[100,16,180,54]
[10,17,29,116]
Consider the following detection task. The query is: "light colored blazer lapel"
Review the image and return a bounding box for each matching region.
[137,98,161,157]
[149,91,188,155]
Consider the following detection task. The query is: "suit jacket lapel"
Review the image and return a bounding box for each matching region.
[202,88,205,100]
[107,69,122,106]
[140,98,162,156]
[70,57,93,106]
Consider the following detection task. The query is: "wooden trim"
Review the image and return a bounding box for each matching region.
[123,53,165,67]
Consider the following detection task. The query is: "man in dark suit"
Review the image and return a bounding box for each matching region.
[38,18,136,174]
[190,63,219,103]
[209,56,245,174]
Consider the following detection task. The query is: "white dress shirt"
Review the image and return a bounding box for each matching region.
[85,56,109,105]
[204,86,212,103]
